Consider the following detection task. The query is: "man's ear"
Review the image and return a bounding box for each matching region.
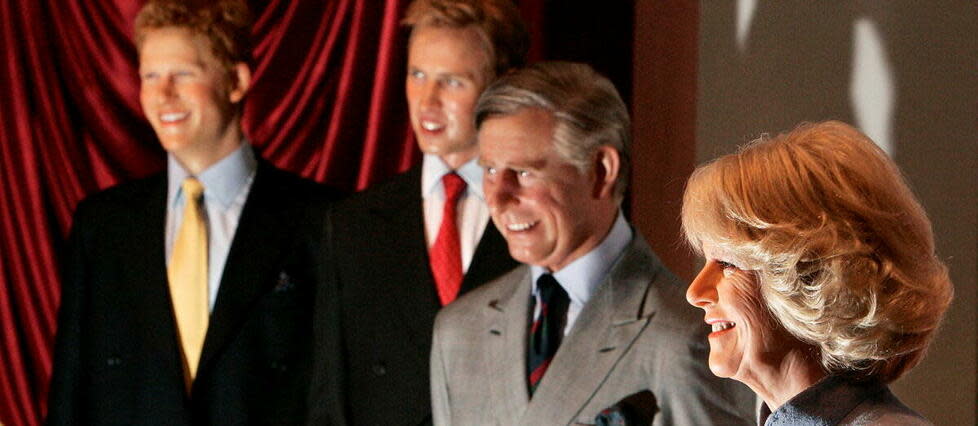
[228,62,251,104]
[592,145,621,199]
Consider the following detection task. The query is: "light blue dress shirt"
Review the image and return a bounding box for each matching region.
[530,211,633,335]
[165,143,257,310]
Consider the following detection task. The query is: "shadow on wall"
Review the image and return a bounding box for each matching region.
[697,1,978,425]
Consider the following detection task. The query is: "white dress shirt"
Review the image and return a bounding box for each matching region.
[421,154,491,274]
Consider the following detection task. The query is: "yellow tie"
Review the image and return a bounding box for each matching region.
[168,177,209,388]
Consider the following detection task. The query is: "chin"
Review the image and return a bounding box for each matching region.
[707,353,739,379]
[508,248,542,267]
[708,363,733,378]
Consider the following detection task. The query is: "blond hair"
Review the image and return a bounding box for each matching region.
[134,0,252,79]
[402,0,528,79]
[682,121,953,382]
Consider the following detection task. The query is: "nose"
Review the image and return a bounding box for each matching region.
[159,75,177,100]
[484,169,517,210]
[686,262,719,308]
[420,81,441,110]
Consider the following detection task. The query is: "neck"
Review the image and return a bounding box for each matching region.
[175,121,244,175]
[742,347,826,411]
[546,208,619,272]
[438,147,477,170]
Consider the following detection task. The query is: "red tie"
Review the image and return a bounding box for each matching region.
[430,173,467,306]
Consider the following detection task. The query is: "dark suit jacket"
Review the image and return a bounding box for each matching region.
[47,159,341,425]
[307,166,518,426]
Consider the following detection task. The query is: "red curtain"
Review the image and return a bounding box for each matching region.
[0,0,634,424]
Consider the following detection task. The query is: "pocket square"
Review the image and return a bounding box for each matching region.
[594,390,657,426]
[274,271,296,293]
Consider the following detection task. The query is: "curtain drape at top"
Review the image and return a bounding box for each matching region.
[0,1,417,424]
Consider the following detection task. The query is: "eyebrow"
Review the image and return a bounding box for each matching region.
[408,65,478,81]
[478,158,548,171]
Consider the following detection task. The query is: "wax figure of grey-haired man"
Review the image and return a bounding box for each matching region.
[429,61,756,425]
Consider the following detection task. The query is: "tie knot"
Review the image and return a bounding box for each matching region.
[182,178,204,201]
[442,173,467,204]
[537,274,568,303]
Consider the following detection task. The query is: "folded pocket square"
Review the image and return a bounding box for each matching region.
[594,390,657,426]
[274,271,296,292]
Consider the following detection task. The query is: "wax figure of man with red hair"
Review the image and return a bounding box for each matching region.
[47,1,339,423]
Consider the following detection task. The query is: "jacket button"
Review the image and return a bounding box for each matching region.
[371,363,387,376]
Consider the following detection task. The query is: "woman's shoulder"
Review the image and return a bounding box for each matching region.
[839,384,931,426]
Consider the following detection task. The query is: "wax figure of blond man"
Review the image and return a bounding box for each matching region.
[47,0,340,423]
[305,1,526,424]
[429,62,756,425]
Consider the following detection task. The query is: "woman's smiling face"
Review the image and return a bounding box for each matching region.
[686,242,797,381]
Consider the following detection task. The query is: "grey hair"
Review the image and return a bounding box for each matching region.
[474,61,631,200]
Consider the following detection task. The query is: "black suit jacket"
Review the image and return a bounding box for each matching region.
[48,159,341,425]
[307,166,518,426]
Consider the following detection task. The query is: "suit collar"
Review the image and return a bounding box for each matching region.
[761,375,891,426]
[354,168,441,355]
[460,220,517,295]
[365,165,423,214]
[486,266,534,421]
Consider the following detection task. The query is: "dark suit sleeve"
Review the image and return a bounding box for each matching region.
[306,206,348,426]
[47,201,93,425]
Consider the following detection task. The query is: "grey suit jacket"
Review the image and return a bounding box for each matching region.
[430,232,756,425]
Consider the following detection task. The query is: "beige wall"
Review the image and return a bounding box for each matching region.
[695,1,977,424]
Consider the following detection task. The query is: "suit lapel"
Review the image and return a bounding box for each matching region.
[131,176,171,317]
[487,266,534,423]
[196,162,284,378]
[460,220,517,296]
[522,235,659,425]
[121,174,189,400]
[366,167,443,354]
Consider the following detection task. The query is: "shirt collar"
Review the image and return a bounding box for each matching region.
[531,211,633,306]
[167,142,257,208]
[420,154,484,201]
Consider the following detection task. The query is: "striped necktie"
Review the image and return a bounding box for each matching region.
[527,273,569,396]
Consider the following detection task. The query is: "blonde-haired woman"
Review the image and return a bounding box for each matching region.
[682,121,952,425]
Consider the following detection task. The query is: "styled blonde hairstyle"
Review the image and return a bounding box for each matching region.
[402,0,528,79]
[682,121,952,383]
